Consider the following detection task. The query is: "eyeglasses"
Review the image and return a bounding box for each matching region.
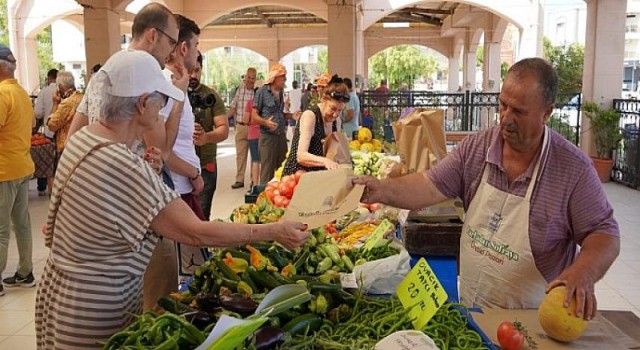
[154,27,178,48]
[328,91,350,103]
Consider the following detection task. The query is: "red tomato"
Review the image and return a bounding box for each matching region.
[279,181,294,199]
[281,198,290,208]
[266,181,279,191]
[368,203,382,212]
[273,195,287,208]
[497,321,525,350]
[282,175,296,185]
[265,189,275,201]
[273,189,281,197]
[294,170,306,184]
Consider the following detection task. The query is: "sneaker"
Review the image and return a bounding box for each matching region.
[0,284,4,296]
[2,272,36,288]
[231,182,244,189]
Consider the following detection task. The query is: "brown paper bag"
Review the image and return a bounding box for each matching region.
[323,132,352,165]
[280,168,365,229]
[392,108,446,174]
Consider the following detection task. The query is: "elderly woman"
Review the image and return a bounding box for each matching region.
[282,76,350,175]
[46,71,83,155]
[34,51,308,349]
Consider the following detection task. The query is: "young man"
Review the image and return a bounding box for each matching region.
[190,52,229,220]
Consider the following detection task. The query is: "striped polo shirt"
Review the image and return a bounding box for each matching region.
[428,126,619,281]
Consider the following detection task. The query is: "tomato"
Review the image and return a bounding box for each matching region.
[294,170,306,184]
[273,189,281,197]
[279,181,294,199]
[265,188,275,201]
[281,198,290,208]
[266,181,279,191]
[282,175,296,185]
[273,195,287,208]
[497,321,525,350]
[368,203,382,212]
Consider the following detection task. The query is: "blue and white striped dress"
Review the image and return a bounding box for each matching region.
[35,129,179,349]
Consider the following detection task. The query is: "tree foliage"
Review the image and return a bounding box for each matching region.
[368,45,440,90]
[204,47,267,103]
[0,0,8,45]
[317,46,328,75]
[36,26,63,88]
[543,37,584,95]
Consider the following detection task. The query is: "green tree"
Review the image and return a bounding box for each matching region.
[317,46,327,74]
[205,47,267,104]
[36,26,63,87]
[476,45,483,67]
[543,37,584,96]
[0,0,8,45]
[368,45,440,90]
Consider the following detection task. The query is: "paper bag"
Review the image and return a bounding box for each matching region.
[280,168,364,229]
[392,108,447,174]
[323,132,352,165]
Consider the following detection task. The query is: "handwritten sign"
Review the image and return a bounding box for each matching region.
[396,258,448,329]
[375,330,439,350]
[363,219,395,251]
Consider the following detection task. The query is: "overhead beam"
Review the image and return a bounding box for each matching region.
[253,7,273,28]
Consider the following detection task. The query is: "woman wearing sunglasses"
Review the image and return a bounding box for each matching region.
[282,75,350,176]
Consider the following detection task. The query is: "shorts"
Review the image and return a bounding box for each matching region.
[249,139,260,162]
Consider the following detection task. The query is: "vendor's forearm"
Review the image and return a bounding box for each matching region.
[380,172,449,209]
[297,152,329,168]
[564,232,620,283]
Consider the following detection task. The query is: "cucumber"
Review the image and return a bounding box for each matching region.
[282,313,322,336]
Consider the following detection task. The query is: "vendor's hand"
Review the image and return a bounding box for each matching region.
[352,176,384,204]
[143,146,163,174]
[547,269,598,321]
[193,123,207,146]
[275,221,309,249]
[324,159,339,170]
[191,174,204,195]
[171,63,190,92]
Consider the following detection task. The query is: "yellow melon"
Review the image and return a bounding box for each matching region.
[358,127,372,143]
[538,286,589,342]
[360,142,375,152]
[349,140,361,150]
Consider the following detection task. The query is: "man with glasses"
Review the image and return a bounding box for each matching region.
[227,67,257,189]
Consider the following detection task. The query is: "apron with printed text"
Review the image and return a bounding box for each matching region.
[459,127,550,309]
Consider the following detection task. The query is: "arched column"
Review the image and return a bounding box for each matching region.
[327,0,356,79]
[517,0,544,59]
[448,36,464,92]
[482,15,508,92]
[78,0,124,73]
[580,0,627,155]
[463,31,480,91]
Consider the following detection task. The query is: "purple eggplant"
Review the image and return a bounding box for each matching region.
[253,326,285,350]
[219,294,258,316]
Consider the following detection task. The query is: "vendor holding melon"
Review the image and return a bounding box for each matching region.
[282,75,351,175]
[355,57,620,321]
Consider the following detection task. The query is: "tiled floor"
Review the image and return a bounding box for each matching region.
[1,132,640,348]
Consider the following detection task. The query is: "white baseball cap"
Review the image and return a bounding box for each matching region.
[100,50,184,102]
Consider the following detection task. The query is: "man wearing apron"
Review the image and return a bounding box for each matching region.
[355,57,620,321]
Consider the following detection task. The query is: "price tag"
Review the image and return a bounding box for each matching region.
[396,258,448,329]
[363,219,394,251]
[339,272,358,289]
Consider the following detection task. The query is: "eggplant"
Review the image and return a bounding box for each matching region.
[188,311,216,330]
[253,326,285,350]
[219,294,258,316]
[195,293,220,313]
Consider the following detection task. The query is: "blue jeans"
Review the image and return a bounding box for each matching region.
[0,176,33,278]
[37,178,47,192]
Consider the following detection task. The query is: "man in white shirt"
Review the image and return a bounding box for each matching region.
[33,68,58,195]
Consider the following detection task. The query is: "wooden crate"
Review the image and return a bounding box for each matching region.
[401,221,462,257]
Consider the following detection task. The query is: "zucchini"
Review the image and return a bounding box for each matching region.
[282,313,322,336]
[270,271,294,285]
[241,270,260,293]
[247,266,281,289]
[292,251,310,270]
[215,259,241,281]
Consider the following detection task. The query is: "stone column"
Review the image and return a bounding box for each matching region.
[518,0,544,59]
[463,35,478,92]
[82,2,121,78]
[482,42,501,92]
[328,0,356,79]
[355,0,366,88]
[11,36,40,94]
[448,56,460,92]
[581,0,627,155]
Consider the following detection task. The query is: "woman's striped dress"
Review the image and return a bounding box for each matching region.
[35,129,179,349]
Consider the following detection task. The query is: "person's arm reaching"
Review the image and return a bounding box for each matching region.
[354,171,450,209]
[295,111,337,170]
[151,198,309,249]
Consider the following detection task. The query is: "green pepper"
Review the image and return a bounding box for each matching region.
[316,257,333,274]
[341,255,355,272]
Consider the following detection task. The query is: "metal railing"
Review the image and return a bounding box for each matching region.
[613,98,640,188]
[358,90,582,144]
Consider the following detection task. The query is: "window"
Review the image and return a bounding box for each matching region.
[555,21,566,46]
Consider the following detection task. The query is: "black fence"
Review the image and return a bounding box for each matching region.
[612,99,640,188]
[359,90,582,145]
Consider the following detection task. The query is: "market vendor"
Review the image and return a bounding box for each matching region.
[34,51,309,349]
[354,57,620,321]
[282,76,350,175]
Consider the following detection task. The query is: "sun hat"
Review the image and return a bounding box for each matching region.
[0,45,16,63]
[100,50,184,102]
[265,64,286,84]
[316,73,332,87]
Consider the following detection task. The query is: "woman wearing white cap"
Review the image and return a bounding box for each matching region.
[34,51,309,349]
